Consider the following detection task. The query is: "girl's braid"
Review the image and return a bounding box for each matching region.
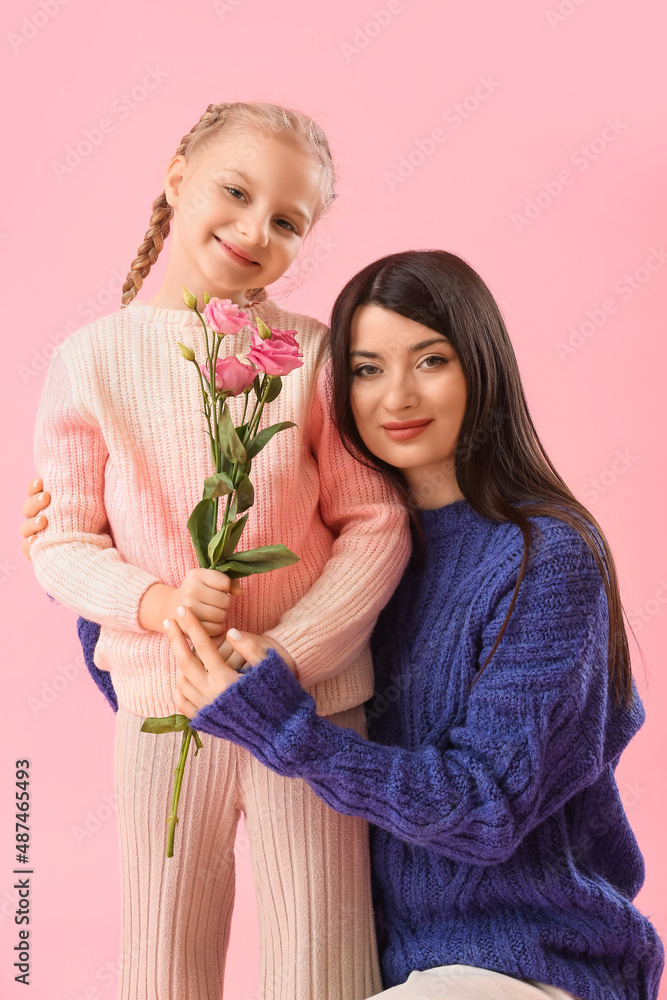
[121,104,229,306]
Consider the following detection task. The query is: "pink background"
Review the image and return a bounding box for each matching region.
[1,0,666,997]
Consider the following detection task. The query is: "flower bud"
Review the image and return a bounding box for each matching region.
[181,286,198,310]
[177,342,196,362]
[256,317,273,340]
[203,291,211,305]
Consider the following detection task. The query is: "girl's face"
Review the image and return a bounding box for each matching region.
[164,129,323,305]
[349,305,467,509]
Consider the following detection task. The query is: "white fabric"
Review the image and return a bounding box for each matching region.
[367,965,581,1000]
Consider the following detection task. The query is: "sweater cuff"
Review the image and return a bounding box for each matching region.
[191,649,317,772]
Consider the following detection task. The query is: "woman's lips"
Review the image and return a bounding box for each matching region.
[382,419,433,441]
[214,236,258,267]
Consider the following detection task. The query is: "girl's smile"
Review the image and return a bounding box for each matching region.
[213,234,260,267]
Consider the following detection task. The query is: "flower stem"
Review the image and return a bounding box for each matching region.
[166,725,194,858]
[248,376,274,438]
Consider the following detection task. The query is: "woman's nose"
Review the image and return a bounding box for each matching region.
[382,373,420,411]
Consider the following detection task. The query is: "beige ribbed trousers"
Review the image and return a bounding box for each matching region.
[113,703,381,1000]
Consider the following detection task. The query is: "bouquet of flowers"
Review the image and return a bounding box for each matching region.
[142,286,303,856]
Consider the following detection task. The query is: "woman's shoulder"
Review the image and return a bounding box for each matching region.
[471,507,605,599]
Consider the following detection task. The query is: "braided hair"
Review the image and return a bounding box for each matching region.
[121,102,336,307]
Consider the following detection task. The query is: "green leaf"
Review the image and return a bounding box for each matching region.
[187,498,217,568]
[246,421,296,460]
[217,544,300,579]
[208,525,228,565]
[234,475,255,513]
[202,471,234,499]
[141,714,190,734]
[222,512,250,559]
[236,421,251,448]
[252,374,263,400]
[218,403,247,463]
[264,376,283,403]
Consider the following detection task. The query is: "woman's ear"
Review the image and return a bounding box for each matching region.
[164,154,188,208]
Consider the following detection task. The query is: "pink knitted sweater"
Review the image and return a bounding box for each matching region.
[31,299,411,719]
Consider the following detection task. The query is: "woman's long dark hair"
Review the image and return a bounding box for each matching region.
[329,250,632,707]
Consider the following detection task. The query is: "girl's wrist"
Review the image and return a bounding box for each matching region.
[139,583,176,632]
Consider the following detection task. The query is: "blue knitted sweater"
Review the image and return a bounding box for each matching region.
[189,501,663,1000]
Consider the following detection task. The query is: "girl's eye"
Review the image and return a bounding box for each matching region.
[225,186,246,201]
[275,218,298,234]
[351,363,382,378]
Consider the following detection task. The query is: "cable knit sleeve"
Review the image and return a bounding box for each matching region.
[30,348,161,630]
[264,360,411,687]
[193,524,636,865]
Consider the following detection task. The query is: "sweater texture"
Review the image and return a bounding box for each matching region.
[31,300,410,718]
[193,500,664,1000]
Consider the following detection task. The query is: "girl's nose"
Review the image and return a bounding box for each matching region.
[238,212,269,249]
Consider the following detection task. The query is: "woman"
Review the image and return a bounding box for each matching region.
[23,250,664,999]
[163,251,664,1000]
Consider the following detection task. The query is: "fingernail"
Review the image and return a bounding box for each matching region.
[35,515,43,526]
[32,480,40,488]
[163,619,170,630]
[227,628,243,640]
[177,606,186,617]
[37,493,44,502]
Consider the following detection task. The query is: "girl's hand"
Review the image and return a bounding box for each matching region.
[169,606,243,718]
[20,478,50,561]
[139,570,242,639]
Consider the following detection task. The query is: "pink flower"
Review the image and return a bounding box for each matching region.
[203,298,249,336]
[246,327,303,377]
[200,357,257,396]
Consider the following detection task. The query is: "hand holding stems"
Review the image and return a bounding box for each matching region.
[19,481,242,639]
[138,569,242,639]
[166,606,296,720]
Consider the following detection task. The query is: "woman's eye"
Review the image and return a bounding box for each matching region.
[420,355,447,369]
[352,364,382,378]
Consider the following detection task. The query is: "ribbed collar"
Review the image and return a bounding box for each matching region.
[417,499,490,540]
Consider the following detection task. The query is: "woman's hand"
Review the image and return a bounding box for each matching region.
[217,629,297,674]
[168,608,297,719]
[169,607,241,718]
[20,478,50,560]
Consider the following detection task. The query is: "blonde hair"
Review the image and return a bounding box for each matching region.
[121,101,337,307]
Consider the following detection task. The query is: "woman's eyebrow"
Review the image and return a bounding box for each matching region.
[349,337,449,359]
[408,337,450,352]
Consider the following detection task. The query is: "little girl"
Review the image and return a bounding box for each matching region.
[29,102,410,1000]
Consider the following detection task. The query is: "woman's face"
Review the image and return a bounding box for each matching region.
[348,304,467,509]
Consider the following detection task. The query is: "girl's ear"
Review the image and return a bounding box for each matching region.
[164,154,188,208]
